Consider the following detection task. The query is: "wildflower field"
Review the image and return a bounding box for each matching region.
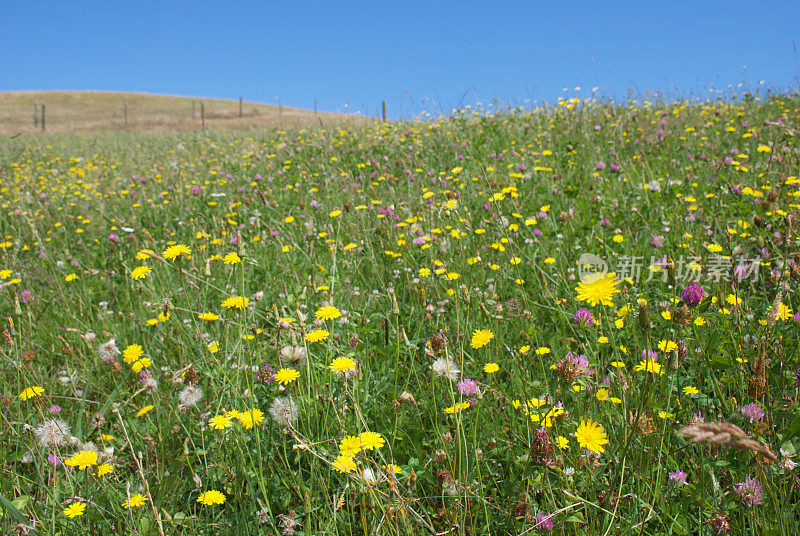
[2,93,800,535]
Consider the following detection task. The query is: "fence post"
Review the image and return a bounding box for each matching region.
[382,100,386,122]
[41,104,46,132]
[192,100,196,120]
[201,101,205,128]
[239,96,243,118]
[124,102,128,126]
[34,103,38,128]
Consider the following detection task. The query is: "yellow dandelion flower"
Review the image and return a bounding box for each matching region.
[63,502,86,518]
[130,265,151,280]
[484,362,499,374]
[305,329,329,342]
[575,420,608,454]
[197,490,226,506]
[221,296,249,309]
[19,386,44,401]
[471,329,494,349]
[332,454,358,473]
[359,431,385,451]
[315,306,341,321]
[163,244,191,261]
[223,252,241,265]
[274,368,301,385]
[122,344,143,364]
[122,494,148,509]
[575,273,620,307]
[136,405,154,418]
[339,435,363,457]
[65,450,99,470]
[209,415,233,430]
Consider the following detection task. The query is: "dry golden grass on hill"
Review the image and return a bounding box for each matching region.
[0,91,371,135]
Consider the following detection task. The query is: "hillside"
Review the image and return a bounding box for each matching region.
[0,91,370,135]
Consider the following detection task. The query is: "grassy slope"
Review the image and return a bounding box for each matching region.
[0,91,370,134]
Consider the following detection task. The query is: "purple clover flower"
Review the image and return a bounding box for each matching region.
[681,283,703,307]
[741,402,764,423]
[669,470,687,486]
[457,378,478,396]
[734,475,765,507]
[573,308,595,327]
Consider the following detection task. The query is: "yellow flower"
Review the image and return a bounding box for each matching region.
[777,303,793,321]
[444,402,471,414]
[471,329,494,349]
[315,306,341,321]
[634,359,663,375]
[65,450,99,470]
[359,431,385,451]
[122,494,148,509]
[535,347,551,355]
[197,490,226,506]
[519,345,530,354]
[305,329,329,342]
[595,388,609,401]
[65,273,77,282]
[610,361,626,368]
[683,386,699,395]
[0,269,11,279]
[484,362,499,374]
[237,408,264,429]
[19,386,44,401]
[658,411,675,419]
[223,252,241,265]
[63,502,86,518]
[221,296,249,309]
[339,435,363,457]
[136,249,154,260]
[198,312,219,321]
[275,368,301,385]
[130,265,151,280]
[329,209,342,217]
[131,357,151,373]
[332,454,358,473]
[575,273,620,307]
[575,420,608,454]
[419,268,431,277]
[209,415,233,430]
[384,463,402,474]
[97,463,113,476]
[555,436,569,449]
[329,357,356,376]
[725,294,742,306]
[163,244,191,261]
[612,234,624,243]
[136,405,154,418]
[122,344,143,364]
[658,340,677,352]
[207,342,219,353]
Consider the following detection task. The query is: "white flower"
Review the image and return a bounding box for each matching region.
[269,397,298,427]
[34,419,71,447]
[98,339,120,363]
[280,346,307,367]
[178,385,203,407]
[431,357,460,381]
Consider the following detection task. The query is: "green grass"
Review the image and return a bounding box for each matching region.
[1,93,800,535]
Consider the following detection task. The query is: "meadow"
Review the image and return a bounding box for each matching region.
[1,92,799,535]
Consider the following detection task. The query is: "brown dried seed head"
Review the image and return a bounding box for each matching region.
[679,422,777,462]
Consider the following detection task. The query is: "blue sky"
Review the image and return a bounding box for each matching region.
[1,1,798,118]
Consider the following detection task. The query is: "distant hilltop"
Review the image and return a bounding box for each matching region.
[0,91,369,135]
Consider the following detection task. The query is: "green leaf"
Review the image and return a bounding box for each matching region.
[0,491,40,535]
